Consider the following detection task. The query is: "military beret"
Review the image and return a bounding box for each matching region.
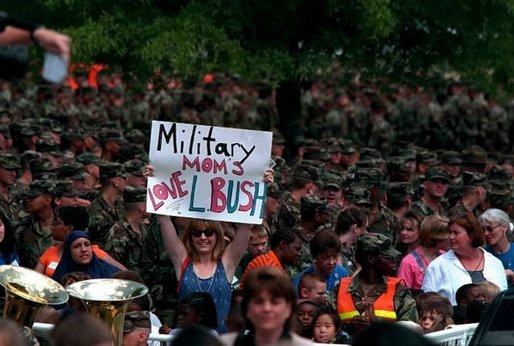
[0,153,20,170]
[123,186,147,203]
[357,233,401,257]
[24,180,55,197]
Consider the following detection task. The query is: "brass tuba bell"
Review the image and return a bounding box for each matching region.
[66,278,148,346]
[0,265,69,328]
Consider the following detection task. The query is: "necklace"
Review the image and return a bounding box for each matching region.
[194,263,216,293]
[459,250,484,272]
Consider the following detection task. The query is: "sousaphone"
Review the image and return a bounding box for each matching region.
[66,278,148,346]
[0,265,69,327]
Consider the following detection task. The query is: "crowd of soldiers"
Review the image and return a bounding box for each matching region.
[0,70,513,333]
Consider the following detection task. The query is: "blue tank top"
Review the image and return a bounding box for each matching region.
[178,260,231,333]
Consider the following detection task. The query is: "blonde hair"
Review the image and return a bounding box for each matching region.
[182,219,226,262]
[250,225,268,240]
[478,281,501,304]
[419,215,450,248]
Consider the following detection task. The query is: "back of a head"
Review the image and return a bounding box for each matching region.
[52,314,113,346]
[58,206,89,230]
[0,318,24,346]
[173,325,222,346]
[179,292,218,330]
[352,322,435,346]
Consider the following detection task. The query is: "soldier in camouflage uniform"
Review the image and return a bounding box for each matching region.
[263,182,283,235]
[331,233,418,334]
[448,172,490,217]
[277,163,320,229]
[88,162,126,248]
[0,153,23,224]
[411,167,450,218]
[288,195,330,278]
[140,215,178,325]
[104,187,148,272]
[15,181,58,268]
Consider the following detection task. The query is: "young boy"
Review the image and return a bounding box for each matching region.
[298,272,327,304]
[453,283,487,324]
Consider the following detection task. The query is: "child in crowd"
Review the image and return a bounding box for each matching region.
[234,225,269,287]
[312,306,349,344]
[453,283,487,324]
[478,281,501,304]
[297,272,327,304]
[418,297,454,333]
[296,300,318,339]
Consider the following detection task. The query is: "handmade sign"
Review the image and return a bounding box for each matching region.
[147,121,272,224]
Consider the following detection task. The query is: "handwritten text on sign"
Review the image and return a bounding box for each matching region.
[147,121,272,224]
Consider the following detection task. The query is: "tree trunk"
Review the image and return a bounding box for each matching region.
[276,80,302,161]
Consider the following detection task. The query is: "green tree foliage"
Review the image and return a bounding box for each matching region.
[5,0,514,92]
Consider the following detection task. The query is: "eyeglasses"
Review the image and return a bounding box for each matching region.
[484,224,502,233]
[191,229,216,238]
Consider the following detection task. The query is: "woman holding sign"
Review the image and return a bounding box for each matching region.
[153,167,274,333]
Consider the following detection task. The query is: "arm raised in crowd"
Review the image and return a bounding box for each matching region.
[157,214,188,281]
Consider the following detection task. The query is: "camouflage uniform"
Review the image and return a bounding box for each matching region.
[0,153,23,224]
[140,216,177,325]
[367,203,401,242]
[331,233,418,327]
[411,167,451,218]
[15,181,58,268]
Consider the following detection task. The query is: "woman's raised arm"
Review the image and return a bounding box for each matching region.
[158,215,188,280]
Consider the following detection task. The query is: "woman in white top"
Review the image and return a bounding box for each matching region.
[422,213,507,305]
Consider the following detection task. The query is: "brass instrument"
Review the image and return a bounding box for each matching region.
[66,278,148,346]
[0,265,69,327]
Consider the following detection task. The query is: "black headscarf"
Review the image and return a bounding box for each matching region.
[52,230,120,284]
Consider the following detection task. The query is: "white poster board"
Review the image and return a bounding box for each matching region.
[146,121,272,224]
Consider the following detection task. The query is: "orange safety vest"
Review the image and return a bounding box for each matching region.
[337,276,401,323]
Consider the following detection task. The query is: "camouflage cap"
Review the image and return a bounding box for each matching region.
[387,182,413,204]
[58,162,88,180]
[123,311,151,333]
[99,162,126,180]
[417,150,439,165]
[398,148,417,161]
[54,180,79,197]
[301,194,328,214]
[99,130,129,145]
[36,138,60,154]
[345,185,372,206]
[462,145,487,165]
[327,144,342,154]
[20,126,40,137]
[0,153,20,170]
[355,159,380,169]
[462,171,491,190]
[440,151,462,165]
[354,168,382,187]
[76,152,101,166]
[359,147,382,161]
[488,189,512,208]
[124,159,146,177]
[303,147,330,161]
[272,132,286,145]
[267,182,284,199]
[125,129,146,145]
[24,180,55,197]
[424,167,450,183]
[387,156,411,173]
[296,137,318,147]
[322,177,342,191]
[61,131,83,143]
[123,186,147,203]
[0,124,11,138]
[291,163,320,183]
[357,233,401,257]
[30,158,57,179]
[340,142,357,154]
[20,150,42,166]
[488,165,512,182]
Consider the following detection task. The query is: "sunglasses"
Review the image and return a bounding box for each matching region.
[191,229,216,237]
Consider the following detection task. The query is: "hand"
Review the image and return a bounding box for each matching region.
[143,165,155,178]
[76,198,91,208]
[32,28,71,61]
[263,168,274,184]
[505,269,514,280]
